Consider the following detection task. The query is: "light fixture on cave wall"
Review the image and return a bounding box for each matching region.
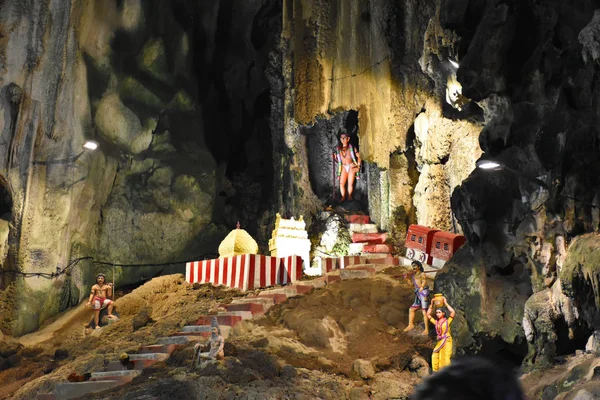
[445,58,470,111]
[32,140,99,166]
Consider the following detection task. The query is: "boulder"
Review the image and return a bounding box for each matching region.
[94,93,142,151]
[352,359,375,380]
[370,371,416,400]
[409,354,430,378]
[349,387,370,400]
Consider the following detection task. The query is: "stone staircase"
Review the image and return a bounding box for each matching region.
[34,278,340,399]
[346,214,394,258]
[35,214,403,400]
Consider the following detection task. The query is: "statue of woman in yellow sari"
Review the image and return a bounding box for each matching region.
[426,296,456,372]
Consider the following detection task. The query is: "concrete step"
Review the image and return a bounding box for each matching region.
[35,394,55,400]
[254,293,288,304]
[231,296,275,309]
[128,353,170,361]
[290,284,314,295]
[348,243,365,255]
[260,286,298,297]
[352,232,387,244]
[90,370,142,383]
[181,325,213,333]
[297,277,327,289]
[348,223,379,234]
[157,336,190,345]
[54,380,121,399]
[224,302,264,316]
[168,333,211,341]
[176,325,232,338]
[105,353,169,372]
[195,315,243,327]
[363,244,393,253]
[344,214,371,224]
[137,344,181,355]
[212,310,254,320]
[340,269,375,280]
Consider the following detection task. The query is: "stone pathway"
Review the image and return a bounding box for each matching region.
[36,213,406,400]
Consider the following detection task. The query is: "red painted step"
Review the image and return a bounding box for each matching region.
[352,232,387,244]
[255,293,287,304]
[224,302,264,315]
[196,315,243,327]
[362,244,394,253]
[344,214,370,224]
[325,275,341,284]
[291,285,314,295]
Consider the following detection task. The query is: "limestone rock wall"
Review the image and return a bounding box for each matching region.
[281,0,482,231]
[0,0,280,336]
[434,0,600,366]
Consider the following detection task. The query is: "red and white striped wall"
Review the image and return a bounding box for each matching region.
[185,254,303,291]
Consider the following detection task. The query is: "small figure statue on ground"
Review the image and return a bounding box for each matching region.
[334,132,361,202]
[403,261,430,335]
[426,296,456,372]
[194,319,225,368]
[86,273,114,330]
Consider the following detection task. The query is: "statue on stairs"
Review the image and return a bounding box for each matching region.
[334,132,361,202]
[193,318,225,367]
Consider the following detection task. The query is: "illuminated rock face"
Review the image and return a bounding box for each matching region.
[0,0,281,335]
[280,0,482,231]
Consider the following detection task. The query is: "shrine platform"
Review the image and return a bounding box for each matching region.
[185,254,303,291]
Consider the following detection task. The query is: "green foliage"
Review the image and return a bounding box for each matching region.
[331,223,352,256]
[308,212,352,258]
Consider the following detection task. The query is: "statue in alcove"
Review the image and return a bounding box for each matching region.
[334,132,362,202]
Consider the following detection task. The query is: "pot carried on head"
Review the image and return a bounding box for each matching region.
[432,293,445,309]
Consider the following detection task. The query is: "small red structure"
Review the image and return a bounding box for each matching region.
[430,231,466,268]
[404,225,440,265]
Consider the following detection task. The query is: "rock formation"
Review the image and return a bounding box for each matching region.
[0,5,600,395]
[0,0,282,336]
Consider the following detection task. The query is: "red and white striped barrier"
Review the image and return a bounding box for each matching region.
[185,255,303,291]
[321,257,338,274]
[339,255,366,269]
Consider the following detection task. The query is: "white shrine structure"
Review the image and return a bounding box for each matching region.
[268,214,317,276]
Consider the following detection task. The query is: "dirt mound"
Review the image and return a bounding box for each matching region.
[4,274,244,400]
[3,272,436,399]
[232,274,433,377]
